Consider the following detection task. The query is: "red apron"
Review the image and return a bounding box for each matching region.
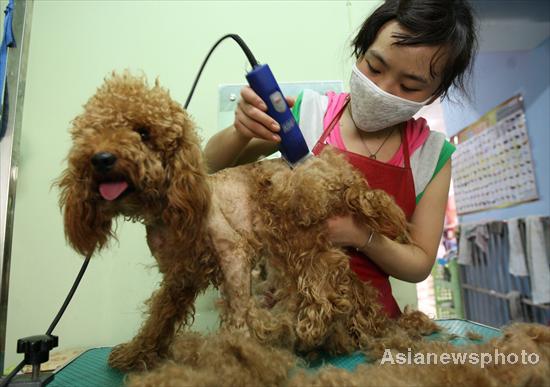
[312,96,416,318]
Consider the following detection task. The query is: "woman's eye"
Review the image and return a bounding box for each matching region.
[135,126,150,141]
[366,61,381,74]
[401,85,420,93]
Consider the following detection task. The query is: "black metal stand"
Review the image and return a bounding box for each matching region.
[6,335,58,387]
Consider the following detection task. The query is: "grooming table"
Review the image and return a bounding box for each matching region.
[48,319,501,387]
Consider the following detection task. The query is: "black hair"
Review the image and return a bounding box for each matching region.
[352,0,478,100]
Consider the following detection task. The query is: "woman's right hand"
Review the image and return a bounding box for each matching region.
[234,86,295,143]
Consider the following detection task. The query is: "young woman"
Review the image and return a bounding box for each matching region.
[204,0,477,318]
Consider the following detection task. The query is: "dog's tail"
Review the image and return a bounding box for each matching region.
[345,185,410,243]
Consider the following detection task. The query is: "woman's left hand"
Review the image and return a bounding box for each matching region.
[326,215,370,249]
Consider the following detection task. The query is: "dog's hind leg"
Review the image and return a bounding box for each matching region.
[293,249,353,352]
[108,278,202,371]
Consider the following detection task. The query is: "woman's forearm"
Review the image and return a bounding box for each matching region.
[358,233,434,283]
[204,125,251,173]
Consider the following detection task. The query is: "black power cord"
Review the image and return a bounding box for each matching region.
[184,33,258,109]
[45,255,91,337]
[0,360,24,387]
[0,254,91,387]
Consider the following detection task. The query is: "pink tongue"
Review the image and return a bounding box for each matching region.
[99,181,128,201]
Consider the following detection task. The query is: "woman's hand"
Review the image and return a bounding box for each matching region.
[234,86,295,142]
[326,215,371,249]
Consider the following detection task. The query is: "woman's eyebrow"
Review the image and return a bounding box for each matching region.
[368,49,428,84]
[368,49,389,67]
[403,72,428,84]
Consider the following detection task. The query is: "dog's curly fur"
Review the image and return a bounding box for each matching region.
[126,322,550,387]
[289,323,550,387]
[58,72,421,371]
[126,330,297,387]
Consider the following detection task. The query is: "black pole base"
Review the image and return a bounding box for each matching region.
[4,372,54,387]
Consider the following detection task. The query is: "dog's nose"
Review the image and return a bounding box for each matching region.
[91,152,117,173]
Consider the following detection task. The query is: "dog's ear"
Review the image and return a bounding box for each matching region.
[163,139,210,244]
[57,168,113,256]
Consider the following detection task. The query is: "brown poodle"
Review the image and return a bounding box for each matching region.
[58,72,415,372]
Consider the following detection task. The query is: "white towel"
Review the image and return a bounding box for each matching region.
[508,218,528,276]
[525,216,550,304]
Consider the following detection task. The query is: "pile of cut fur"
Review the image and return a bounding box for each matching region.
[127,322,550,387]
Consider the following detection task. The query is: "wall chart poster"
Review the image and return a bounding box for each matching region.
[451,95,538,215]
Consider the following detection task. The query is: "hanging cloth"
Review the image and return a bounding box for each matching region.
[0,0,16,140]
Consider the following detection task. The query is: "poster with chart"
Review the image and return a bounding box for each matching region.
[451,95,538,215]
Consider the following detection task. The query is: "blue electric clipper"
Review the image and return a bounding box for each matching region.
[246,64,310,167]
[184,34,311,166]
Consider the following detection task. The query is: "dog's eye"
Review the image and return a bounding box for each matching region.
[135,126,150,141]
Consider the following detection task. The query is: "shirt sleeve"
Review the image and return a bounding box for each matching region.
[291,91,305,123]
[415,139,455,204]
[433,140,456,178]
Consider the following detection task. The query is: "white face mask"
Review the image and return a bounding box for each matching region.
[349,64,431,132]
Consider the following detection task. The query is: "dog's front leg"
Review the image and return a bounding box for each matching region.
[217,247,253,331]
[108,278,200,371]
[207,205,255,332]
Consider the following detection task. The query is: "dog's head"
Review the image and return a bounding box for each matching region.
[57,72,209,256]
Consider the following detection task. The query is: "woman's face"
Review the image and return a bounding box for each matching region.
[356,20,447,103]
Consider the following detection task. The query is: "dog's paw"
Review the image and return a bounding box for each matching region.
[108,342,162,372]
